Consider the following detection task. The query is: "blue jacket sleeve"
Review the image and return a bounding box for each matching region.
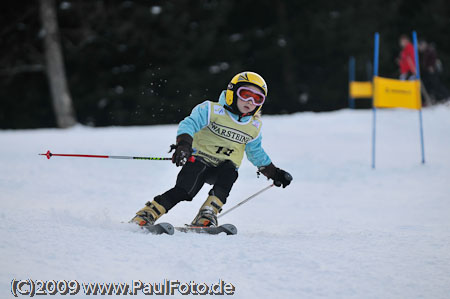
[245,133,272,168]
[177,101,210,137]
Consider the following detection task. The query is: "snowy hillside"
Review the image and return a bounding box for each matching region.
[1,105,450,298]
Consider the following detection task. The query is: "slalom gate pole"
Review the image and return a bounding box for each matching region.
[371,32,380,169]
[218,184,274,219]
[349,56,356,109]
[39,150,172,161]
[412,30,426,164]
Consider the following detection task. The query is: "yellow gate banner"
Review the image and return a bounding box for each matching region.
[373,76,421,110]
[349,81,373,98]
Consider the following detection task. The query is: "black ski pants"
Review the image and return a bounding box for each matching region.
[155,158,238,211]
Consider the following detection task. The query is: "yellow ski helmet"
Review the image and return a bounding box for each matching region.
[225,71,268,115]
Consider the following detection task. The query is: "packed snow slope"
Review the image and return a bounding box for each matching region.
[1,105,450,298]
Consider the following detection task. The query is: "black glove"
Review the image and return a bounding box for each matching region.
[169,134,193,167]
[272,168,293,188]
[259,163,293,188]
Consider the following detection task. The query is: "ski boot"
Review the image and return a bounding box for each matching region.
[130,199,166,226]
[191,195,224,227]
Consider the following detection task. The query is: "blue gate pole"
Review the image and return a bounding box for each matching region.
[412,30,425,164]
[349,56,356,109]
[418,110,425,164]
[372,32,380,169]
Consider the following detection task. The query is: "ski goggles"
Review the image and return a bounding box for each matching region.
[236,87,266,106]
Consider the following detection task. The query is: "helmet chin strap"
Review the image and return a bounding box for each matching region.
[224,104,254,121]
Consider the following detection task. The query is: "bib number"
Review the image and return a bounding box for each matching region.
[215,146,235,156]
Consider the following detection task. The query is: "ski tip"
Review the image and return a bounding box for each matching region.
[158,222,175,235]
[221,224,238,235]
[140,222,175,235]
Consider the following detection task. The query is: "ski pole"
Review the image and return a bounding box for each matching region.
[39,150,172,161]
[218,184,274,219]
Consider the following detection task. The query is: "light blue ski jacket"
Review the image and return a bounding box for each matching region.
[177,91,272,168]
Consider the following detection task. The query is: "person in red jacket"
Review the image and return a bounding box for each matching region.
[398,35,416,80]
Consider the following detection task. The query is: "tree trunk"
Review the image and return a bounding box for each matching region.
[39,0,76,128]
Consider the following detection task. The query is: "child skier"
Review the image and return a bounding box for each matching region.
[131,71,292,227]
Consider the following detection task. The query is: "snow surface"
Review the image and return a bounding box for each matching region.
[1,105,450,298]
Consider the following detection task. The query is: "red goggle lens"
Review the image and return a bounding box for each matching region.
[237,88,265,105]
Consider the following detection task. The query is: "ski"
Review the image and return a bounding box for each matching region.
[142,222,174,235]
[175,224,237,235]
